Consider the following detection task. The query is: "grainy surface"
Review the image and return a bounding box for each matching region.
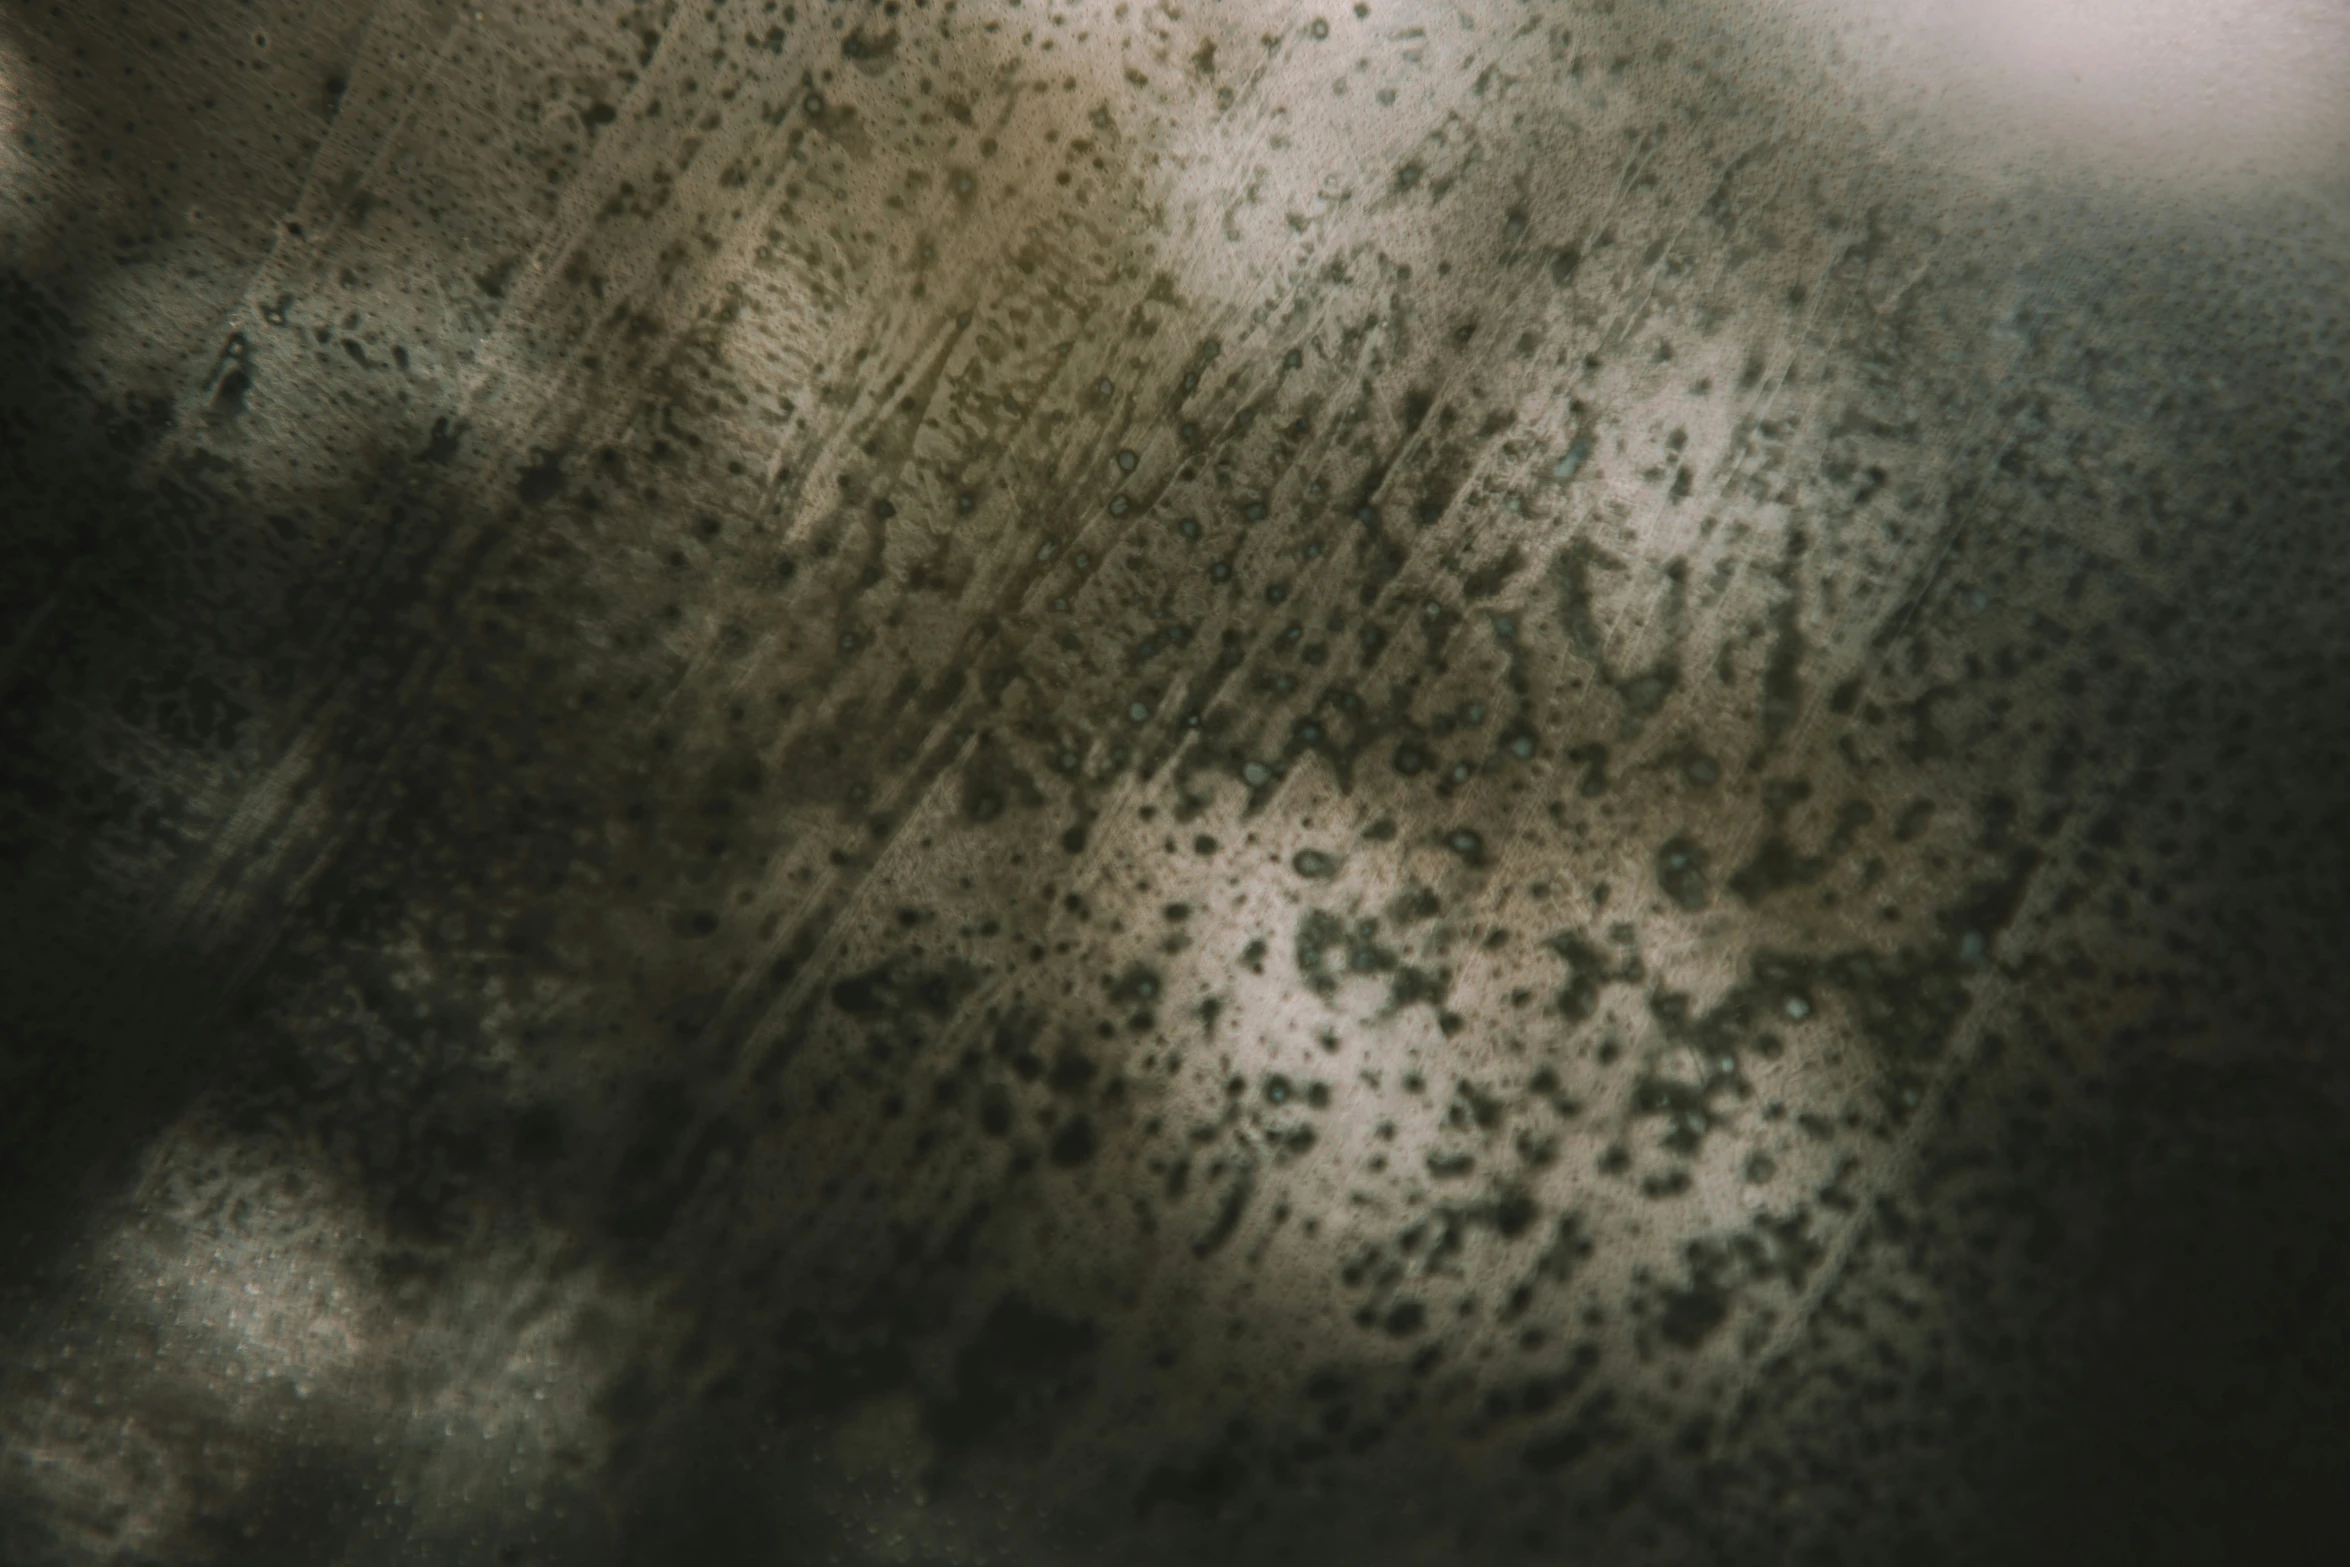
[3,3,2348,1564]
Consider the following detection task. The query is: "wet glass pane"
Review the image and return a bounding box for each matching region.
[3,3,2347,1562]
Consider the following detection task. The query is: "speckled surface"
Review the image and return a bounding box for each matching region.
[4,3,2349,1563]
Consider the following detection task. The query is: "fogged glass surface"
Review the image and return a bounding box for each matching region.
[3,3,2347,1563]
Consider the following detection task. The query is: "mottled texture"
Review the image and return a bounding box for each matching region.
[3,3,2348,1564]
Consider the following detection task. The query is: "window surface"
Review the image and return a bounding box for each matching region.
[3,4,2347,1563]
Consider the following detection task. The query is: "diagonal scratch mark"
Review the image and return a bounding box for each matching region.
[191,0,451,398]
